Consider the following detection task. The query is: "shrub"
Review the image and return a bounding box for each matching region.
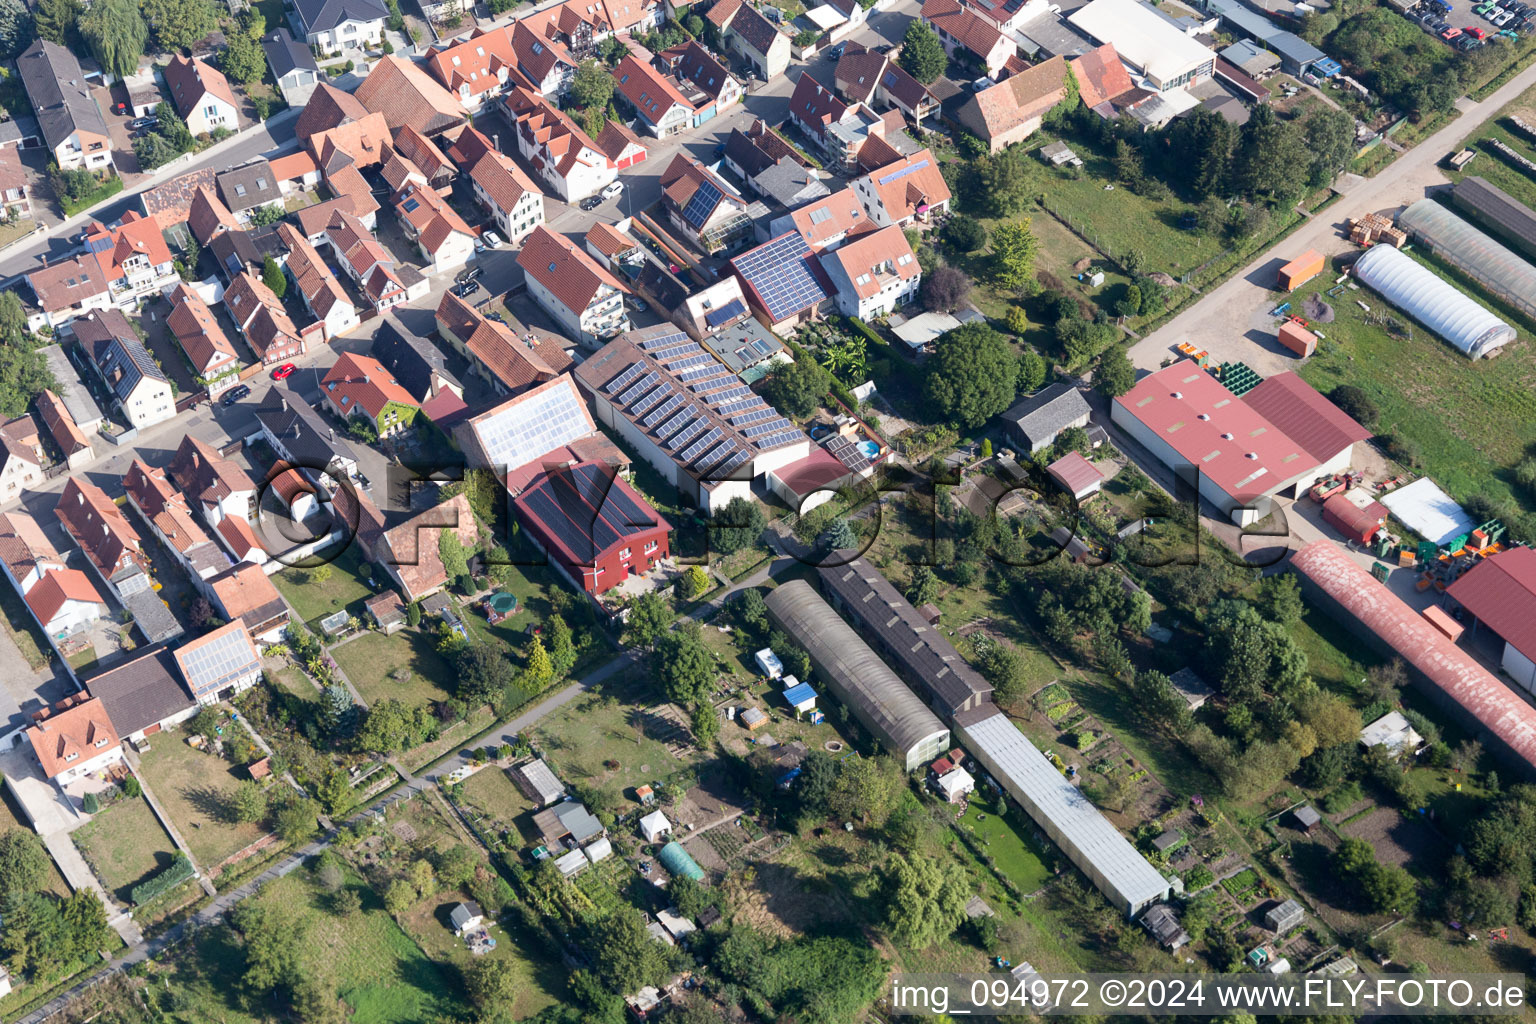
[131,852,195,905]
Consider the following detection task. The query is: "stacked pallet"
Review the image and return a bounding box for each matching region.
[1348,212,1407,247]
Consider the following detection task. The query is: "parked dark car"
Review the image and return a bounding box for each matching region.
[453,279,481,298]
[128,116,159,130]
[221,384,251,406]
[456,264,484,284]
[580,195,603,211]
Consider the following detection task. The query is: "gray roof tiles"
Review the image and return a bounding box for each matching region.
[17,40,110,153]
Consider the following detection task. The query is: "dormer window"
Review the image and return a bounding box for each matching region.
[64,751,78,762]
[95,736,108,748]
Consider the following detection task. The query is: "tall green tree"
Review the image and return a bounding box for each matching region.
[140,0,217,52]
[623,591,673,649]
[1233,104,1305,205]
[0,0,33,58]
[710,495,764,556]
[990,219,1040,291]
[455,644,515,706]
[898,20,946,83]
[1093,348,1135,398]
[652,626,713,706]
[1304,107,1357,190]
[590,908,670,994]
[924,322,1019,428]
[522,636,555,692]
[261,256,287,299]
[0,830,49,902]
[570,58,615,111]
[1163,107,1235,200]
[79,0,147,78]
[220,28,267,84]
[882,853,968,948]
[545,613,577,677]
[760,356,831,418]
[32,0,82,47]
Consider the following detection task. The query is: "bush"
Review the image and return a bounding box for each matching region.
[82,791,99,814]
[131,852,195,905]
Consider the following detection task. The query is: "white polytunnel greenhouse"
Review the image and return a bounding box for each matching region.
[1351,242,1516,360]
[1397,199,1536,323]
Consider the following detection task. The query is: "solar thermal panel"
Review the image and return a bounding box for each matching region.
[876,158,930,186]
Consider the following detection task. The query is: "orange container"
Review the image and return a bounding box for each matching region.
[1278,320,1317,357]
[1277,249,1326,291]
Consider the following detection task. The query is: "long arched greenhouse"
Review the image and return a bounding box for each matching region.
[1400,198,1536,320]
[1352,241,1517,359]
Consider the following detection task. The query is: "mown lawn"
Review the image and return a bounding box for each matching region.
[1447,85,1536,209]
[457,764,538,830]
[136,726,270,869]
[957,790,1053,893]
[273,544,375,626]
[1296,274,1536,511]
[332,630,457,708]
[72,795,179,903]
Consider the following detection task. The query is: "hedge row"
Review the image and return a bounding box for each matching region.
[132,852,194,906]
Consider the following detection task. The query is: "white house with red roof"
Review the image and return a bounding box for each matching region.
[325,210,410,312]
[27,212,178,328]
[423,25,522,112]
[920,0,1016,78]
[165,281,241,396]
[817,224,920,319]
[516,226,630,345]
[853,148,951,228]
[395,182,476,275]
[23,567,105,642]
[455,129,546,244]
[613,52,694,138]
[767,187,868,250]
[26,696,122,785]
[322,351,422,438]
[658,154,752,253]
[276,222,360,341]
[164,55,239,137]
[501,86,616,201]
[1448,547,1536,694]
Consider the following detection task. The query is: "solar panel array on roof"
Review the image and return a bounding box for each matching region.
[827,433,873,472]
[639,328,691,350]
[757,428,804,450]
[605,361,646,394]
[679,427,723,462]
[688,373,732,393]
[650,341,700,361]
[642,392,687,428]
[657,406,698,438]
[681,177,724,229]
[728,404,775,424]
[694,439,735,471]
[705,383,751,406]
[629,383,673,415]
[705,298,747,327]
[719,448,754,474]
[676,360,723,381]
[179,628,258,695]
[617,371,661,405]
[743,416,794,438]
[733,233,828,322]
[877,158,929,186]
[670,417,709,448]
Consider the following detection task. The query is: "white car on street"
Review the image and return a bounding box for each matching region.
[602,181,624,200]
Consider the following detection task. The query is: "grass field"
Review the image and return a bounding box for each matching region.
[136,726,270,869]
[1296,276,1536,510]
[957,791,1053,893]
[240,867,453,1023]
[1446,84,1536,211]
[400,892,566,1018]
[0,788,69,898]
[273,545,375,626]
[0,577,49,670]
[456,765,538,839]
[332,630,457,708]
[72,795,180,903]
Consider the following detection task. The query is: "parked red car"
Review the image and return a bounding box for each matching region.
[1466,25,1488,37]
[271,363,297,380]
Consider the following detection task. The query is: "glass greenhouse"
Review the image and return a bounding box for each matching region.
[1352,242,1516,359]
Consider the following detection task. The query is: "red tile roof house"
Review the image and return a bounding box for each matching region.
[25,256,110,332]
[435,291,572,396]
[325,210,409,312]
[55,476,150,600]
[81,211,180,310]
[36,389,92,472]
[208,561,290,643]
[708,0,792,80]
[123,459,231,588]
[275,222,360,342]
[387,126,456,194]
[833,45,939,124]
[423,25,523,112]
[165,281,241,397]
[24,568,106,644]
[852,147,952,228]
[322,351,422,439]
[1447,546,1536,695]
[765,187,870,250]
[510,461,671,595]
[594,120,648,170]
[394,181,477,275]
[354,55,467,138]
[167,435,258,529]
[26,696,123,786]
[500,85,617,202]
[136,167,219,230]
[613,51,695,138]
[453,128,546,244]
[377,492,479,602]
[660,41,743,122]
[224,269,306,365]
[516,226,630,346]
[164,54,239,138]
[0,415,44,503]
[658,154,753,253]
[921,0,1017,78]
[955,55,1069,153]
[0,509,66,596]
[817,223,921,319]
[0,147,32,220]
